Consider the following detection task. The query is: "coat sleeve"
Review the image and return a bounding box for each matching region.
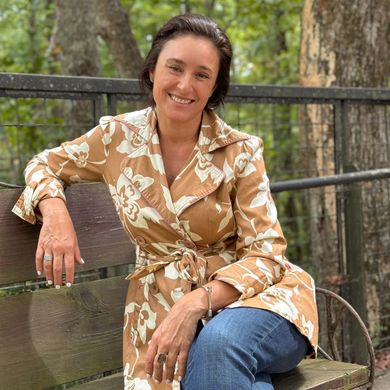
[12,116,120,224]
[210,136,288,299]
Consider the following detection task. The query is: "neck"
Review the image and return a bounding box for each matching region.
[155,109,202,144]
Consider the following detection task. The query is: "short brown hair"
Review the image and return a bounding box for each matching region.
[139,13,232,110]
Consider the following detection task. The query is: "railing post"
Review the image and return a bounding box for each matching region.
[107,94,117,116]
[93,95,103,123]
[344,164,368,364]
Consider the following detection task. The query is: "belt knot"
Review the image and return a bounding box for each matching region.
[126,247,208,286]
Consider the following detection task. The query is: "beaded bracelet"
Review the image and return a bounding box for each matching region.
[201,285,213,319]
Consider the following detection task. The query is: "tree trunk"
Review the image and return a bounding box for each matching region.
[52,0,101,138]
[55,0,101,77]
[97,0,143,79]
[300,0,390,354]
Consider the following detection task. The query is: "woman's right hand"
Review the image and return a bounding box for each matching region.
[35,198,84,288]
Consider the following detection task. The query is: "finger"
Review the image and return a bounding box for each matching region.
[43,251,54,286]
[164,350,179,384]
[176,349,190,382]
[153,352,166,384]
[35,245,44,276]
[52,251,64,288]
[64,251,75,287]
[74,240,84,265]
[145,341,158,378]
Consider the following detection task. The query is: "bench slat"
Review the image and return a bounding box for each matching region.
[272,358,369,389]
[70,372,123,389]
[60,359,371,390]
[0,276,127,389]
[0,183,135,285]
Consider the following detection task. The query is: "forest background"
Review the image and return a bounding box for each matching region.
[1,0,390,366]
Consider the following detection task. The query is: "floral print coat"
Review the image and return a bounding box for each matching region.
[13,107,318,390]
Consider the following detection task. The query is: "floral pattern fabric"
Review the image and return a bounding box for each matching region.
[13,107,318,390]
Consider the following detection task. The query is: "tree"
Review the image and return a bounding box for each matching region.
[51,0,101,77]
[299,0,390,351]
[97,0,143,78]
[48,0,101,138]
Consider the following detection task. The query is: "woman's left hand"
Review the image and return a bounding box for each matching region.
[144,290,206,384]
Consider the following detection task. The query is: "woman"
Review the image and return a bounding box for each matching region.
[13,14,318,390]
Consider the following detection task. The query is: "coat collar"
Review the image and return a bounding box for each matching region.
[197,109,250,153]
[116,107,249,154]
[118,107,249,231]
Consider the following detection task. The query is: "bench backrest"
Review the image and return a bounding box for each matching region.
[0,183,134,389]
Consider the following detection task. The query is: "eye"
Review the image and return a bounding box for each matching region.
[196,72,210,80]
[168,64,181,73]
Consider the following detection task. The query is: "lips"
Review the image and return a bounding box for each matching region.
[169,93,194,104]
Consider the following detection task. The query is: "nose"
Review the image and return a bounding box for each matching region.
[177,73,193,93]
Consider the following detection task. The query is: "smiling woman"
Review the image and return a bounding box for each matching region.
[12,13,318,390]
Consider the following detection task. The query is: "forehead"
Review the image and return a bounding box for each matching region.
[157,34,220,68]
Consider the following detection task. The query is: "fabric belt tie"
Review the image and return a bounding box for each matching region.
[126,248,211,287]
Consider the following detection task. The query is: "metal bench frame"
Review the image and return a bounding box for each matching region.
[316,287,375,389]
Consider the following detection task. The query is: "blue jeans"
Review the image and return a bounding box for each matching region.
[182,307,309,390]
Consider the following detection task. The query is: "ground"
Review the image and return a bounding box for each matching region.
[374,348,390,389]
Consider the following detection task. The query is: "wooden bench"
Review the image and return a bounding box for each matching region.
[0,183,375,389]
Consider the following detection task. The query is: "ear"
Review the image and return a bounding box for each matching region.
[209,83,217,97]
[149,70,155,83]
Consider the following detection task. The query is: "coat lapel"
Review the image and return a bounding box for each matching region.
[119,109,179,228]
[169,147,225,217]
[169,110,250,217]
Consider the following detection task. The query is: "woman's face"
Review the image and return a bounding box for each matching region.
[150,34,219,127]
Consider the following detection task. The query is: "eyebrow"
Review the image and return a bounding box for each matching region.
[166,58,214,74]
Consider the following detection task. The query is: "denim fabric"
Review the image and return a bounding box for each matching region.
[182,307,309,390]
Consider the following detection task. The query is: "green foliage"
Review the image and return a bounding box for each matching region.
[0,0,58,74]
[0,0,304,86]
[121,0,302,84]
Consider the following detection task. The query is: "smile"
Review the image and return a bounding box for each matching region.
[169,94,193,104]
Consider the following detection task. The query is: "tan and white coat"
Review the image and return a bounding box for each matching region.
[13,107,318,390]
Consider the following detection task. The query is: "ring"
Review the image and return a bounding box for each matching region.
[43,254,53,262]
[157,353,167,364]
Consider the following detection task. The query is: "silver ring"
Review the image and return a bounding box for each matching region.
[43,254,53,262]
[157,353,167,364]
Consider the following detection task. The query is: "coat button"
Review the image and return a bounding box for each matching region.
[184,240,196,249]
[135,236,146,246]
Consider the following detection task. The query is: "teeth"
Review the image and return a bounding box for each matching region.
[170,94,192,104]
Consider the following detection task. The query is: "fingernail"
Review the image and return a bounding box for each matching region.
[55,284,61,289]
[80,258,85,264]
[66,282,72,288]
[146,374,151,379]
[154,378,160,384]
[178,376,182,381]
[47,280,53,285]
[37,270,41,276]
[166,379,172,384]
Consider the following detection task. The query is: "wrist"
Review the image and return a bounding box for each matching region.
[176,286,211,320]
[38,197,68,218]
